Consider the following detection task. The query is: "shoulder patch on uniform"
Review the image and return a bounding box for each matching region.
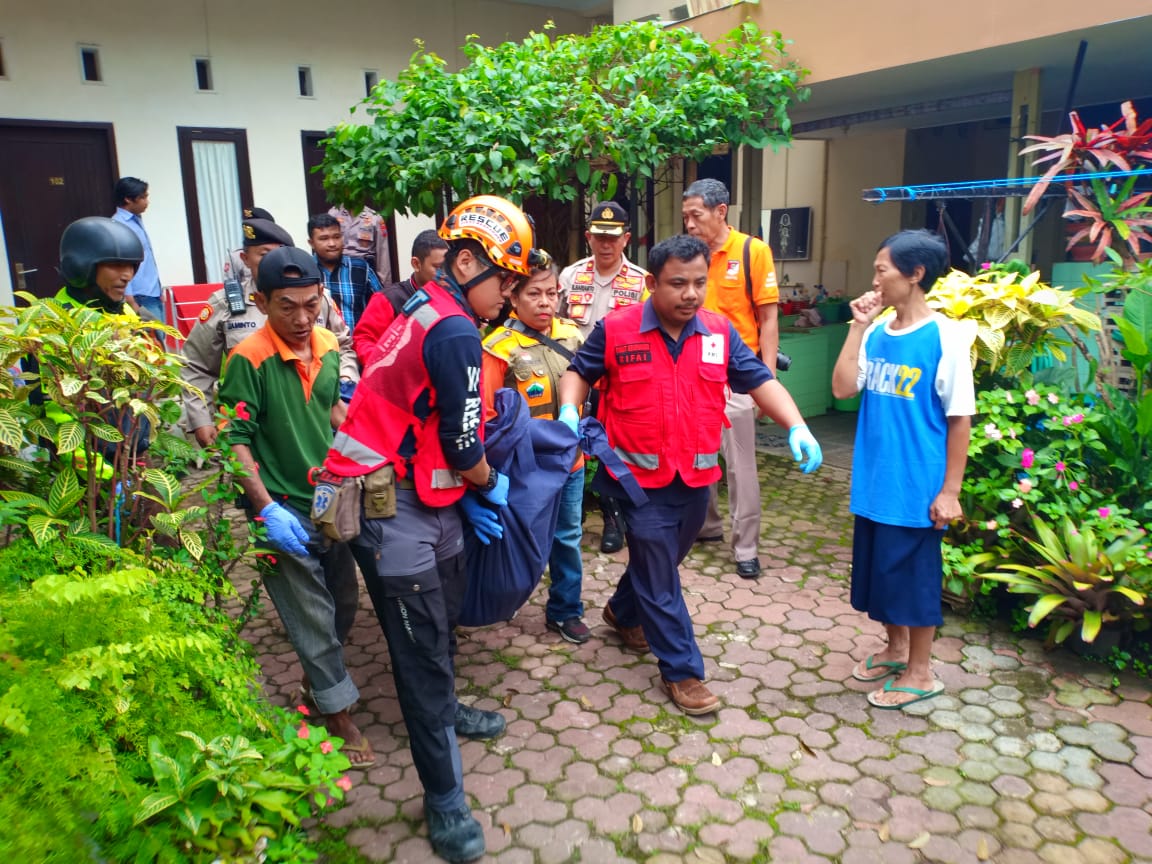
[198,305,213,322]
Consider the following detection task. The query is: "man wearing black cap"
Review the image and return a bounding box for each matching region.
[217,245,373,766]
[558,201,650,553]
[182,218,358,448]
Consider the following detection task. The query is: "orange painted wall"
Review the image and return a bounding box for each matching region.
[687,3,1152,83]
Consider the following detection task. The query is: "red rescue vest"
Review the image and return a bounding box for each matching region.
[326,284,481,507]
[601,304,730,489]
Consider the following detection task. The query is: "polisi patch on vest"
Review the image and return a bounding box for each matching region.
[457,212,510,245]
[615,343,652,366]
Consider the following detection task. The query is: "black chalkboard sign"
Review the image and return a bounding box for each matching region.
[765,207,811,261]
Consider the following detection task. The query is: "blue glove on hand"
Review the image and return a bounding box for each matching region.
[459,493,504,545]
[339,379,357,403]
[558,403,580,436]
[478,470,510,508]
[788,424,823,474]
[259,501,310,556]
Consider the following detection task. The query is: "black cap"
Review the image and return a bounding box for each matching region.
[257,246,322,292]
[243,206,276,221]
[588,201,629,236]
[242,218,294,248]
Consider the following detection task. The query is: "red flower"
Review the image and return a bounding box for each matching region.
[235,401,252,421]
[297,722,311,740]
[320,740,333,754]
[335,775,353,792]
[297,704,311,716]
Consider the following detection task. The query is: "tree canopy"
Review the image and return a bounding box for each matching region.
[321,19,809,217]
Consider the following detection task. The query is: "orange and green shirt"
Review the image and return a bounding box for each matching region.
[219,324,341,513]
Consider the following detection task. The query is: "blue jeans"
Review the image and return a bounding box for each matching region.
[261,505,360,715]
[546,466,585,623]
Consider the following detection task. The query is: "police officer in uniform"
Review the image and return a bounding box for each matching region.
[182,218,359,448]
[558,201,649,553]
[221,206,276,288]
[328,203,392,284]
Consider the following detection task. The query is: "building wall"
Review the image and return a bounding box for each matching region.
[686,2,1151,84]
[0,0,591,304]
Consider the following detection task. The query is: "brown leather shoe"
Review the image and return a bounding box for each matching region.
[602,603,649,653]
[662,677,720,715]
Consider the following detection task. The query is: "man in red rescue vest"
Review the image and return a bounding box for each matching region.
[558,234,823,716]
[324,195,549,864]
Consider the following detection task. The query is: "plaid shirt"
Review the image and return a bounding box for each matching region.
[316,254,383,332]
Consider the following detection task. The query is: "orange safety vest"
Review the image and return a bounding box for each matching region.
[326,285,482,507]
[601,304,730,489]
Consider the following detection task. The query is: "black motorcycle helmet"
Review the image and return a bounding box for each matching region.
[59,217,144,290]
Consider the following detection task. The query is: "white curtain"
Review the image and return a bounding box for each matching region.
[192,140,243,283]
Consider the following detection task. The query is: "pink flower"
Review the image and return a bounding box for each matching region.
[981,262,992,270]
[1021,449,1035,469]
[1062,416,1073,427]
[1018,479,1033,494]
[234,401,252,421]
[984,423,1002,441]
[1098,507,1111,518]
[1007,429,1017,439]
[1012,498,1024,509]
[297,704,311,716]
[985,520,998,530]
[297,723,310,740]
[1025,389,1040,406]
[320,740,333,754]
[1069,480,1080,491]
[1071,413,1085,424]
[1055,462,1065,473]
[336,775,353,792]
[1047,392,1059,405]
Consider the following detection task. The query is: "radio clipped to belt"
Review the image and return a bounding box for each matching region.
[309,468,363,542]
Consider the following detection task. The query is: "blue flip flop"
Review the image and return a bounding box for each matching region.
[867,678,946,710]
[851,655,908,682]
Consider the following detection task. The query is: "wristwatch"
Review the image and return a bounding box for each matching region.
[480,466,499,492]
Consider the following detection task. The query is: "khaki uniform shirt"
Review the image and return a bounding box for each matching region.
[329,206,391,284]
[180,272,359,431]
[558,255,650,339]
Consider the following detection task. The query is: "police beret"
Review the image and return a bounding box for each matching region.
[588,201,629,236]
[243,206,276,221]
[242,218,294,248]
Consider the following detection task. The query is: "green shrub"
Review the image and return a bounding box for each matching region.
[0,537,345,861]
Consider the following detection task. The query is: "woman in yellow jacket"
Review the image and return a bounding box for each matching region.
[481,262,590,643]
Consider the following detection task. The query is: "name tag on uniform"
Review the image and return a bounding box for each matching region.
[701,334,724,364]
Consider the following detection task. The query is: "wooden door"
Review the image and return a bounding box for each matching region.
[0,122,118,299]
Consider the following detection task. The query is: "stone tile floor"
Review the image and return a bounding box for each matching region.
[242,418,1152,863]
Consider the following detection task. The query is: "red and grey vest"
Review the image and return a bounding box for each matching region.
[326,285,480,507]
[565,259,646,326]
[601,304,730,489]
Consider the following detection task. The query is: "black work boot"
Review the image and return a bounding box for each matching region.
[454,703,506,740]
[426,802,485,862]
[599,497,625,553]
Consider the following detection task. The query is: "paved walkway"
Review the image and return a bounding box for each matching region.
[243,416,1152,864]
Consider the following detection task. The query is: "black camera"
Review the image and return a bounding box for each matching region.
[776,350,792,373]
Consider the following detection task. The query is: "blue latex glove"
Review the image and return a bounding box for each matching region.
[478,470,510,508]
[558,403,580,436]
[339,378,357,403]
[788,424,823,474]
[459,493,503,545]
[259,501,310,556]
